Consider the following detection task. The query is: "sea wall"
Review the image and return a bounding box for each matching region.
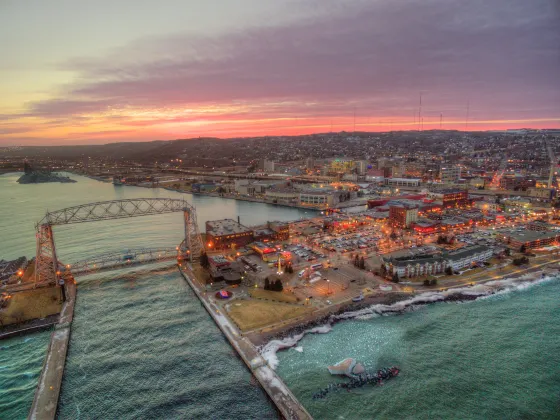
[178,265,313,420]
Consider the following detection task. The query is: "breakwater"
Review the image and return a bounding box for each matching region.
[28,280,76,420]
[178,264,312,420]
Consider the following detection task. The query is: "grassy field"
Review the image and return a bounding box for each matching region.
[249,288,300,304]
[1,286,62,326]
[227,300,312,331]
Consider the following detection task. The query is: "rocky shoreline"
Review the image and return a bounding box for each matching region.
[256,270,557,369]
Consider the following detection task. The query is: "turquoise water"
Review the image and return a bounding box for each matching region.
[0,172,307,419]
[2,172,560,419]
[0,332,52,418]
[57,267,276,419]
[0,172,312,262]
[276,280,560,419]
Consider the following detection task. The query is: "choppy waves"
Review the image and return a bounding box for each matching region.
[260,273,557,369]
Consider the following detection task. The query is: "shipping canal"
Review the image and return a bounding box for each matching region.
[0,172,310,418]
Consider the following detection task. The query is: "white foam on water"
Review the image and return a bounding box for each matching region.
[260,273,558,369]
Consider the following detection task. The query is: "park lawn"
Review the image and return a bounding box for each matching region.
[249,288,300,304]
[227,300,312,331]
[1,286,62,326]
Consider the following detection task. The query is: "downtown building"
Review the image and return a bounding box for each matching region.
[389,203,419,228]
[383,245,492,278]
[205,219,254,250]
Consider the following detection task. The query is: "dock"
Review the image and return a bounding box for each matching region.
[179,265,313,420]
[28,280,76,420]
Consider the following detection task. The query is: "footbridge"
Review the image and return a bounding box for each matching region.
[35,198,203,285]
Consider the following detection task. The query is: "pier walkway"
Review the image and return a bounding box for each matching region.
[28,280,76,420]
[179,265,312,420]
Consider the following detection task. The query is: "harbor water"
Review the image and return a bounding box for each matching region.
[275,278,560,419]
[0,172,307,419]
[1,172,560,419]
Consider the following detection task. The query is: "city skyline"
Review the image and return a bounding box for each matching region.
[1,0,559,145]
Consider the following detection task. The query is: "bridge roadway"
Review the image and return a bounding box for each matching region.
[179,265,312,420]
[68,247,179,277]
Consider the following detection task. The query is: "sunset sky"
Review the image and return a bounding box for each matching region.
[1,0,559,145]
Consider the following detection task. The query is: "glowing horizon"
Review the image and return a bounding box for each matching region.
[1,0,559,145]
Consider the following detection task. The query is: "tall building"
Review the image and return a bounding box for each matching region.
[305,158,315,170]
[389,204,418,228]
[427,189,469,207]
[355,160,368,175]
[440,165,461,184]
[263,160,275,172]
[329,158,355,174]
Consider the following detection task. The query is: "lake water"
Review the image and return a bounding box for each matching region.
[0,172,308,419]
[2,172,559,419]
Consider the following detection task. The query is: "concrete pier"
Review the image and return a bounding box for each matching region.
[28,280,76,420]
[179,265,312,420]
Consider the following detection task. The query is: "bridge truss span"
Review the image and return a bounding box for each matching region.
[35,198,203,284]
[41,198,197,225]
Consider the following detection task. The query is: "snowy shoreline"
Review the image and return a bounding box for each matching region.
[259,271,557,370]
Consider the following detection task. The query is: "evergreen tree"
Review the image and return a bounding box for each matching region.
[264,278,270,290]
[359,256,365,270]
[354,255,359,267]
[380,264,387,277]
[200,252,209,268]
[445,266,453,276]
[392,272,400,283]
[274,279,283,292]
[520,244,527,253]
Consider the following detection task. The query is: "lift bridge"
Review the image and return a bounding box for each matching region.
[34,198,203,285]
[68,247,180,276]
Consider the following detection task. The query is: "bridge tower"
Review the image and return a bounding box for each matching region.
[35,223,60,284]
[183,206,203,262]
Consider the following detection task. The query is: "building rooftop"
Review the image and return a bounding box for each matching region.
[435,188,468,194]
[503,230,560,243]
[267,186,299,193]
[206,219,252,236]
[208,254,230,265]
[387,177,421,182]
[445,245,491,261]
